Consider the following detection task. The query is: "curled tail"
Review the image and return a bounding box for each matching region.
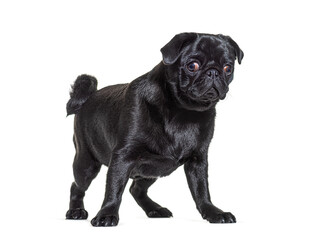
[66,74,98,116]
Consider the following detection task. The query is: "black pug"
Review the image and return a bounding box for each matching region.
[65,32,243,227]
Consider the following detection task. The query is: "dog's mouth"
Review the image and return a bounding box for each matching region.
[175,83,229,111]
[186,86,227,102]
[211,87,227,100]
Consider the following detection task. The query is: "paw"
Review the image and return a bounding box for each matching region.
[200,204,236,223]
[204,212,236,223]
[147,208,173,218]
[91,215,119,227]
[66,208,88,220]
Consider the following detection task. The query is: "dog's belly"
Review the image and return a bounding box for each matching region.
[130,156,185,179]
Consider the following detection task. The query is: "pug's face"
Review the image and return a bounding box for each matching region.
[161,33,244,111]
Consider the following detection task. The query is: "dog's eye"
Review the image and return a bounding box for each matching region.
[223,65,232,75]
[187,62,200,72]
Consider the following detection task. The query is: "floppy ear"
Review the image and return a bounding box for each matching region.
[219,35,244,64]
[228,36,244,64]
[160,33,198,65]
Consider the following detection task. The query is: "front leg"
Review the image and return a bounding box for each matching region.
[91,156,133,227]
[184,154,236,223]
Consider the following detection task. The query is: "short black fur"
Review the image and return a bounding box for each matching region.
[66,74,97,116]
[65,33,243,226]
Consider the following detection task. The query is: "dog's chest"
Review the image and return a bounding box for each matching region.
[163,120,200,159]
[131,121,201,179]
[145,111,204,161]
[132,109,214,178]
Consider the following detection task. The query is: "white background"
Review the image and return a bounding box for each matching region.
[0,0,317,239]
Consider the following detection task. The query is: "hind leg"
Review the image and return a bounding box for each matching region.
[130,178,173,218]
[66,151,101,220]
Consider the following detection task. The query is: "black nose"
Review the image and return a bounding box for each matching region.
[206,69,219,79]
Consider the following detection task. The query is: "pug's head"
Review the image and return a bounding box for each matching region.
[161,33,243,111]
